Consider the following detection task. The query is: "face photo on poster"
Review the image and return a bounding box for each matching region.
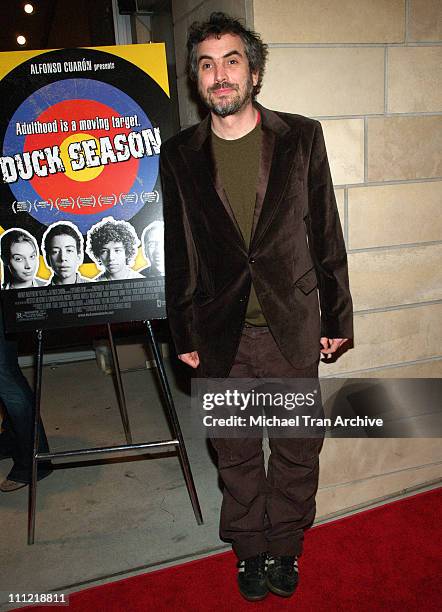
[86,216,143,282]
[41,220,90,285]
[140,220,165,278]
[0,227,47,289]
[0,44,171,330]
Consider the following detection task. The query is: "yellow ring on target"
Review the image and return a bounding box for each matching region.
[60,133,104,182]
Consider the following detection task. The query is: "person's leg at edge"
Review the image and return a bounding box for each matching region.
[0,306,52,487]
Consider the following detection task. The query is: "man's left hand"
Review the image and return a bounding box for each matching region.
[320,337,348,359]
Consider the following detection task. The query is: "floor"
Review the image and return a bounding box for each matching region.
[0,354,438,610]
[0,357,227,610]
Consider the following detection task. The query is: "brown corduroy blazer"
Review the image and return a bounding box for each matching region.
[160,103,353,377]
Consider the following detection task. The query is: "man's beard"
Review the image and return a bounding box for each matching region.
[200,73,254,118]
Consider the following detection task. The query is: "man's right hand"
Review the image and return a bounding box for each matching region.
[178,351,200,368]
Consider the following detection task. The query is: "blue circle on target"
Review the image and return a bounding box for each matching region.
[3,79,159,233]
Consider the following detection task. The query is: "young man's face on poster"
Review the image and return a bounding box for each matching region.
[47,234,81,283]
[98,240,127,279]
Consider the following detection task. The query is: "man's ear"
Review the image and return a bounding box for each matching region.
[252,71,259,87]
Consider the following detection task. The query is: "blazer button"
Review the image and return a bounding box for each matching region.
[249,258,255,264]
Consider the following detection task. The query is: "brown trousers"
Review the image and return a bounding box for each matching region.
[210,326,323,561]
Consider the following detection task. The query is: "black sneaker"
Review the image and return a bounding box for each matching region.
[237,552,268,601]
[266,555,299,597]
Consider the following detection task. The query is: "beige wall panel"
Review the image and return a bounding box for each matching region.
[320,438,441,488]
[348,244,442,310]
[355,359,442,377]
[317,464,441,518]
[318,304,442,375]
[348,182,442,249]
[253,0,405,43]
[408,0,442,41]
[323,359,442,378]
[388,47,442,113]
[321,120,364,185]
[322,358,442,379]
[176,75,201,129]
[320,382,440,444]
[367,116,442,181]
[259,48,384,117]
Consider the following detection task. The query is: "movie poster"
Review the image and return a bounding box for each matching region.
[0,44,171,332]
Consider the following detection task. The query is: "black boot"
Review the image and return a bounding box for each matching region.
[267,555,299,597]
[237,552,268,601]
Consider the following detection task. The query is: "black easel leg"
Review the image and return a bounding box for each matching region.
[28,329,43,545]
[145,320,203,525]
[107,324,132,445]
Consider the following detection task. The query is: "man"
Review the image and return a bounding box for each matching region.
[0,302,52,491]
[141,220,165,278]
[43,222,90,285]
[161,12,353,601]
[87,217,143,281]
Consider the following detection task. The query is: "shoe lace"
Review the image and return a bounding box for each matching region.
[268,555,298,575]
[238,553,268,577]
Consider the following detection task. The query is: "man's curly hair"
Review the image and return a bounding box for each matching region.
[187,11,268,99]
[88,220,137,264]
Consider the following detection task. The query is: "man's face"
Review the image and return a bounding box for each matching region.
[145,226,164,274]
[9,240,37,283]
[48,234,81,282]
[99,240,127,278]
[196,33,258,118]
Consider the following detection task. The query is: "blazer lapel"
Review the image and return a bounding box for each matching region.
[203,137,244,240]
[250,105,301,251]
[180,115,245,247]
[250,126,275,240]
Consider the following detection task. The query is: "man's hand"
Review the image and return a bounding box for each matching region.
[178,351,200,368]
[320,337,348,360]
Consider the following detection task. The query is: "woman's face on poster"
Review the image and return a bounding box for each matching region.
[8,240,38,283]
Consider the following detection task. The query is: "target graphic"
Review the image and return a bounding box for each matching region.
[3,79,158,233]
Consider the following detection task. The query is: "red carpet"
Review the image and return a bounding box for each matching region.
[18,488,441,611]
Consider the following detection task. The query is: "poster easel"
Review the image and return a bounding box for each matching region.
[28,320,203,545]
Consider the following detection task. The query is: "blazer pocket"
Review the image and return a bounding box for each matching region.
[294,267,318,295]
[193,278,236,307]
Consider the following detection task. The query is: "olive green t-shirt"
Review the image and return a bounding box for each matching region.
[211,124,267,326]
